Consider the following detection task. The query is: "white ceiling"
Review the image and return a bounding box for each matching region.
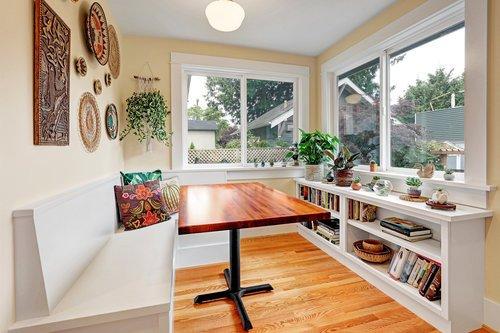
[108,0,396,56]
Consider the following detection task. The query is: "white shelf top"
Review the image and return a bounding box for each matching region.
[347,219,441,263]
[296,178,492,223]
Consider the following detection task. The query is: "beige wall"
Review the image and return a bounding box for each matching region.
[0,1,124,332]
[316,0,500,305]
[187,131,216,150]
[120,36,317,170]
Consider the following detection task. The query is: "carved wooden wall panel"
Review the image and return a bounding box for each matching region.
[34,0,71,145]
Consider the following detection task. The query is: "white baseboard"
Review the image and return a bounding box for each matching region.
[484,298,500,331]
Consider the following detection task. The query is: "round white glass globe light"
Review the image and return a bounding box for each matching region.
[205,0,245,32]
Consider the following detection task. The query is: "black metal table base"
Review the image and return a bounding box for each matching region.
[193,229,274,331]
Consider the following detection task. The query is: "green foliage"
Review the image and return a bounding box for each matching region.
[120,90,171,144]
[325,145,361,171]
[353,176,361,183]
[444,168,454,175]
[296,130,339,165]
[189,142,195,150]
[405,177,423,187]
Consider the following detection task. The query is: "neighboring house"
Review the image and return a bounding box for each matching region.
[247,100,294,145]
[187,119,217,149]
[415,107,464,170]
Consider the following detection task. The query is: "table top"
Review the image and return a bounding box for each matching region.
[178,182,330,235]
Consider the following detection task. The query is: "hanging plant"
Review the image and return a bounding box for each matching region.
[120,90,171,148]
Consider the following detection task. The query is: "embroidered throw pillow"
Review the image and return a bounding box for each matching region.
[120,169,162,185]
[114,180,170,230]
[160,177,180,214]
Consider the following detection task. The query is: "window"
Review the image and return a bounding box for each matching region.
[332,22,465,173]
[389,24,465,172]
[246,79,294,163]
[337,59,380,165]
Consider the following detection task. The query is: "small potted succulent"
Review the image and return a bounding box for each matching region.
[351,176,362,191]
[364,176,380,191]
[261,160,265,167]
[269,159,275,167]
[325,145,360,187]
[286,143,300,166]
[291,130,339,181]
[253,158,258,167]
[444,168,455,181]
[406,177,423,198]
[369,160,378,172]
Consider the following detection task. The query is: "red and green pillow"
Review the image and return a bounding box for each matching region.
[114,180,170,231]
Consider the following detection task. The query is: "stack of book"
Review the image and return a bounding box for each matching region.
[380,217,432,242]
[315,219,340,245]
[387,247,441,301]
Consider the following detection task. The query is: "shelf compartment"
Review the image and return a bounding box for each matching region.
[297,223,341,253]
[347,219,441,263]
[345,252,442,316]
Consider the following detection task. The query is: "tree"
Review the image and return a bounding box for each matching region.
[205,77,293,124]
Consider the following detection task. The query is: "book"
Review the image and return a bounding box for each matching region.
[413,260,430,288]
[380,220,431,237]
[419,263,440,296]
[407,258,423,285]
[424,267,441,301]
[380,217,431,233]
[381,227,433,242]
[400,252,418,283]
[353,201,360,220]
[389,247,410,280]
[418,262,436,291]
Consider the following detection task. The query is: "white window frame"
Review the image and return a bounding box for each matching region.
[171,53,309,169]
[321,0,488,186]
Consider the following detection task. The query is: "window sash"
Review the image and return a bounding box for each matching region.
[185,71,298,166]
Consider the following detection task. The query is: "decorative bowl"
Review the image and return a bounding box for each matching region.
[362,239,384,253]
[373,180,393,196]
[353,240,393,263]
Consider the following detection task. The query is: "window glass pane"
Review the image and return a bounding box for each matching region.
[390,25,465,172]
[187,75,241,165]
[246,79,294,164]
[337,60,380,164]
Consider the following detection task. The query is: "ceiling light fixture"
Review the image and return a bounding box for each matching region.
[205,0,245,32]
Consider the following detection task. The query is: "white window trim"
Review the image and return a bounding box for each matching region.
[320,0,488,187]
[171,52,310,170]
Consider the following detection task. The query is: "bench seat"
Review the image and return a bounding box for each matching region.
[9,219,177,333]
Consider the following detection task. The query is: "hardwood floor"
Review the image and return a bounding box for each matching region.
[174,233,489,332]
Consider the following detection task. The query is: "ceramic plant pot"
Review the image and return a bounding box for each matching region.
[305,164,324,182]
[407,186,422,198]
[334,169,353,187]
[351,182,362,191]
[444,173,455,181]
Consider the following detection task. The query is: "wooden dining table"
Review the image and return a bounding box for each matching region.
[178,182,330,331]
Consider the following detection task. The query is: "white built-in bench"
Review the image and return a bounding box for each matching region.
[9,169,302,333]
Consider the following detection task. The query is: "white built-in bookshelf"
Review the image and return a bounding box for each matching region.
[295,178,492,333]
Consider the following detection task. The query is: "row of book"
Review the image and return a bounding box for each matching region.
[348,199,377,222]
[298,185,340,212]
[315,219,340,245]
[388,247,441,301]
[380,217,432,242]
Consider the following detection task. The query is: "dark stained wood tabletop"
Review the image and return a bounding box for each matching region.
[178,182,330,235]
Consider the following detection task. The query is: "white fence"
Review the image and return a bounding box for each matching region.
[188,148,289,164]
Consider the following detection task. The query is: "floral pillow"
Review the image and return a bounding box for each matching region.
[120,169,162,185]
[114,180,170,231]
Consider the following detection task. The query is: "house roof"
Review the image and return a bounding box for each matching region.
[338,78,376,105]
[247,100,294,131]
[188,119,217,131]
[415,107,464,142]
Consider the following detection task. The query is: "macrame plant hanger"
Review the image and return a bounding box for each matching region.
[132,62,161,152]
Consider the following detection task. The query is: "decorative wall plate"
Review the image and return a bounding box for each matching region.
[94,79,102,95]
[75,57,87,76]
[108,25,121,79]
[105,103,118,139]
[78,92,101,152]
[104,73,112,87]
[86,2,109,65]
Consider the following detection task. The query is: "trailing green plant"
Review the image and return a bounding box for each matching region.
[325,145,360,171]
[289,130,339,165]
[405,177,423,187]
[120,90,171,145]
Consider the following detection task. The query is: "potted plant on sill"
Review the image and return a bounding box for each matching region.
[293,130,339,181]
[444,168,455,181]
[120,90,171,151]
[351,176,362,191]
[325,145,360,187]
[405,177,423,198]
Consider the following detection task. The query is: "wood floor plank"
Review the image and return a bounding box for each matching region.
[174,232,489,332]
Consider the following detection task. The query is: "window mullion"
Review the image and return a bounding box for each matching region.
[240,76,248,165]
[379,52,390,171]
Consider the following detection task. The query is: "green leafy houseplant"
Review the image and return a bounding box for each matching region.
[120,90,171,150]
[405,176,423,198]
[292,130,339,181]
[325,145,360,187]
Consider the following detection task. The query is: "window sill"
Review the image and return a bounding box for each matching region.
[353,168,494,192]
[169,165,305,181]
